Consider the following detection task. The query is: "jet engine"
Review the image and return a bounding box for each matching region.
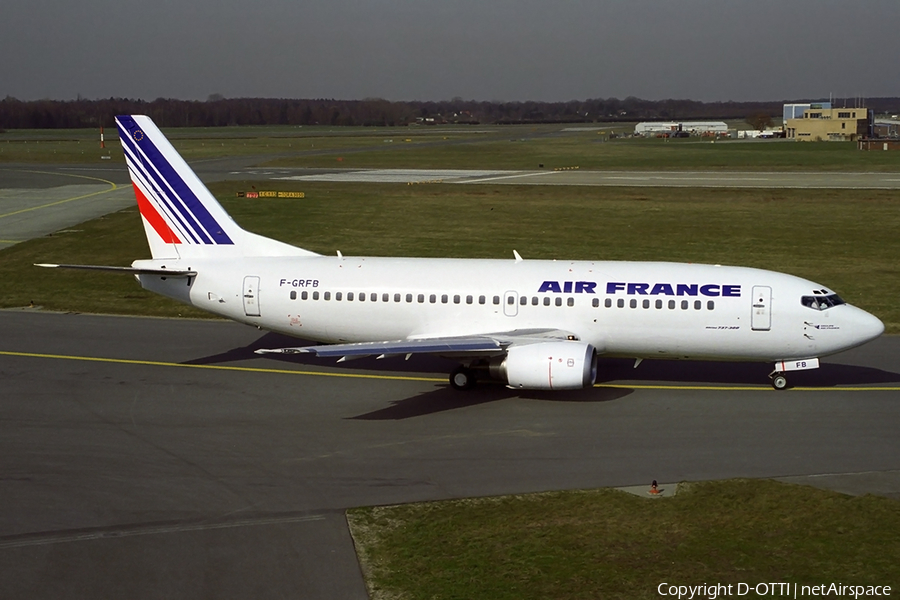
[489,342,597,390]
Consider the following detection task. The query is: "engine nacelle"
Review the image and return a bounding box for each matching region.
[490,342,597,390]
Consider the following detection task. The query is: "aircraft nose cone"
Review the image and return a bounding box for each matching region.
[850,307,884,345]
[862,311,885,342]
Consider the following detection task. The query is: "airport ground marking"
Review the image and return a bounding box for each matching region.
[0,170,119,220]
[0,514,326,549]
[1,350,898,391]
[0,350,444,383]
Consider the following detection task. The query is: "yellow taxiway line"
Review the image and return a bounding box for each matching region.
[0,169,119,220]
[1,349,899,391]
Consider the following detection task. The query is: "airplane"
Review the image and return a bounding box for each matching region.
[38,115,884,391]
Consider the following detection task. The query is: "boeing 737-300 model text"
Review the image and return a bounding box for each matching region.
[38,115,884,390]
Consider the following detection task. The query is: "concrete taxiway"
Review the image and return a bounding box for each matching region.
[0,166,133,250]
[1,310,898,598]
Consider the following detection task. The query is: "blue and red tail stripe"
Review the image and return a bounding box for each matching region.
[116,116,234,245]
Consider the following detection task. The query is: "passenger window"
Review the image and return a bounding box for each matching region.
[336,292,342,301]
[358,292,364,302]
[592,298,599,308]
[642,299,650,309]
[555,297,562,307]
[567,298,574,307]
[694,300,701,310]
[466,295,473,304]
[479,295,486,304]
[519,296,527,305]
[681,300,688,310]
[418,294,425,303]
[605,298,612,308]
[655,299,662,309]
[347,292,353,301]
[322,291,329,300]
[302,291,308,300]
[533,297,539,306]
[707,300,715,310]
[493,296,500,305]
[617,299,625,308]
[429,294,436,303]
[382,293,388,302]
[544,297,551,306]
[406,293,413,303]
[454,295,460,304]
[668,300,676,310]
[314,291,321,300]
[442,294,448,304]
[373,293,379,302]
[630,299,637,309]
[393,293,399,302]
[290,291,297,300]
[507,296,515,305]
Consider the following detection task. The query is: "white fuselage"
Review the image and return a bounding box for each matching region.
[138,256,884,363]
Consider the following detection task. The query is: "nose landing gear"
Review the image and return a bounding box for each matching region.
[770,372,788,390]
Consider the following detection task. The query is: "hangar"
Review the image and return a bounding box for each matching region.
[634,121,728,136]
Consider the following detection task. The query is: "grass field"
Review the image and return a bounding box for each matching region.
[4,124,900,171]
[2,182,897,332]
[266,134,900,171]
[348,479,900,600]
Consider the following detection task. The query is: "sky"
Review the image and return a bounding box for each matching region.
[3,0,899,103]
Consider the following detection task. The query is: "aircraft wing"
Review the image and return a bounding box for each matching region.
[254,328,579,362]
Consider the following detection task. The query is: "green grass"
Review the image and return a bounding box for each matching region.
[264,135,900,171]
[2,182,898,332]
[6,124,899,171]
[348,479,900,600]
[0,125,508,163]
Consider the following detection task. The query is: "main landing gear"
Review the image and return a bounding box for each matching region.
[449,366,477,391]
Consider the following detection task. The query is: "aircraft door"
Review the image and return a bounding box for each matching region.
[503,291,518,317]
[243,276,261,317]
[751,285,771,331]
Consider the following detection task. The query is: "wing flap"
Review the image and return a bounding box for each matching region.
[254,328,581,360]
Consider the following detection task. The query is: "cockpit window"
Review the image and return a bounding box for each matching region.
[801,294,846,311]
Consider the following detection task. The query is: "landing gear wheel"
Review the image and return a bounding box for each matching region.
[771,374,788,390]
[449,366,476,391]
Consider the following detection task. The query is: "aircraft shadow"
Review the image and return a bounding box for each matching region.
[349,385,633,421]
[184,332,900,389]
[599,358,900,387]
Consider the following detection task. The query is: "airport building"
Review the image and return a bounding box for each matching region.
[784,104,873,141]
[634,121,728,136]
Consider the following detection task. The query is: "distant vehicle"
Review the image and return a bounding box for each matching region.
[39,116,884,391]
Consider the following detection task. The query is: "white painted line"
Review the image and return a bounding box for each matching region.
[458,171,556,184]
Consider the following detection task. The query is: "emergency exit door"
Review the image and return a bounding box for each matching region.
[243,276,261,317]
[751,285,771,331]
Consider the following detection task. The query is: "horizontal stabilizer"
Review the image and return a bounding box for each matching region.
[35,264,197,277]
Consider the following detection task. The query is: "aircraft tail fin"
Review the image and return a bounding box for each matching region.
[115,115,317,260]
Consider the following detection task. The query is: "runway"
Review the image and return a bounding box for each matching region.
[4,162,900,252]
[1,310,898,598]
[275,168,900,188]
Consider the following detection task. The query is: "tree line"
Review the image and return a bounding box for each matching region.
[1,95,898,129]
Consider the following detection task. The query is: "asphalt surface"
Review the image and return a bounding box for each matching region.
[3,159,900,598]
[1,310,898,598]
